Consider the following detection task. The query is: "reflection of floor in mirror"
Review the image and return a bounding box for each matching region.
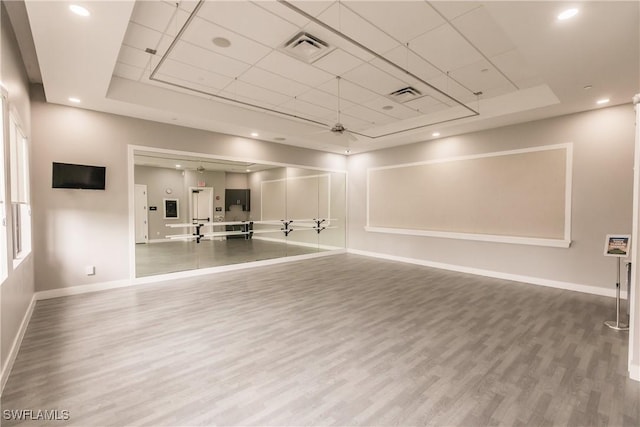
[135,238,328,277]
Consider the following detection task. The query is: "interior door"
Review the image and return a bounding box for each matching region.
[189,187,213,222]
[134,184,148,244]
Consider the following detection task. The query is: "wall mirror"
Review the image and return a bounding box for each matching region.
[132,149,346,277]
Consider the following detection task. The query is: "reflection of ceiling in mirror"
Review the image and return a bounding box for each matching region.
[133,152,279,173]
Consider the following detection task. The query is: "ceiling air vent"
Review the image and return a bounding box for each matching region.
[388,86,423,103]
[282,32,332,63]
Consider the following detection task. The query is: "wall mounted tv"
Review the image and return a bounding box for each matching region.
[52,162,106,190]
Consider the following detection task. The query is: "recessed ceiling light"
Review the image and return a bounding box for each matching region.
[557,8,579,21]
[432,132,440,137]
[175,164,181,168]
[69,4,90,17]
[246,169,251,172]
[345,149,351,154]
[382,105,394,110]
[212,37,231,48]
[596,98,610,105]
[68,97,81,103]
[251,132,259,137]
[274,137,286,141]
[583,85,593,90]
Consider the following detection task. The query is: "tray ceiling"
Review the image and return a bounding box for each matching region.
[22,1,640,154]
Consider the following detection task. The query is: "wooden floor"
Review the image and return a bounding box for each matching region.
[135,238,325,277]
[2,254,639,426]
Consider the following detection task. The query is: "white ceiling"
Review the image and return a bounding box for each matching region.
[21,1,640,154]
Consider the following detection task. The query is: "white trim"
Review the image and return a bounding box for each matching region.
[630,363,640,381]
[129,145,347,174]
[1,294,36,393]
[364,226,571,248]
[366,143,573,247]
[367,143,572,172]
[347,248,626,299]
[564,143,574,242]
[147,238,173,244]
[128,145,136,279]
[629,95,640,377]
[35,249,346,301]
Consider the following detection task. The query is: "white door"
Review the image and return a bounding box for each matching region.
[134,184,148,244]
[189,187,213,222]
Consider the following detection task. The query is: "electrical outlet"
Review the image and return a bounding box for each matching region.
[85,266,95,276]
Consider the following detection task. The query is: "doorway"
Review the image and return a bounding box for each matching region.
[189,187,213,223]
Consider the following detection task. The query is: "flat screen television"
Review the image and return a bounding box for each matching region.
[52,162,106,190]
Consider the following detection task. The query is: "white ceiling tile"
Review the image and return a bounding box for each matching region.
[226,80,292,107]
[302,21,374,62]
[312,49,363,76]
[279,97,335,122]
[363,96,421,120]
[403,96,449,114]
[218,89,279,108]
[197,1,300,48]
[117,45,150,69]
[152,73,218,100]
[377,45,443,83]
[287,1,335,18]
[316,78,378,104]
[429,1,482,20]
[254,0,312,27]
[163,0,199,14]
[342,104,395,126]
[169,41,252,78]
[181,17,271,64]
[158,59,234,92]
[449,60,516,95]
[239,67,309,97]
[343,1,445,43]
[316,2,399,55]
[426,74,476,105]
[337,113,375,132]
[256,50,334,87]
[113,62,144,81]
[341,63,405,97]
[410,24,484,72]
[452,6,515,57]
[296,88,355,112]
[122,22,163,51]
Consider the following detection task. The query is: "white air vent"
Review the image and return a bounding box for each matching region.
[388,86,423,103]
[281,32,332,63]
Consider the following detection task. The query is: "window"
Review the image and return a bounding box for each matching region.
[9,114,30,261]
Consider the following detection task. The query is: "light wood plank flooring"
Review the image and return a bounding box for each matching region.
[135,239,325,277]
[2,254,639,426]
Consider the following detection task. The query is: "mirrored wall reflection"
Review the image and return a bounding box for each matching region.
[133,150,346,277]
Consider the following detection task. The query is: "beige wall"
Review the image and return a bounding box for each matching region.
[30,90,346,292]
[1,4,35,387]
[348,104,635,290]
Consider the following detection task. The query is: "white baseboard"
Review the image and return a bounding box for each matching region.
[36,249,346,301]
[253,236,342,251]
[630,363,640,382]
[1,294,36,394]
[347,248,626,299]
[147,238,173,243]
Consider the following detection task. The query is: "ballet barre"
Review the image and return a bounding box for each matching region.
[165,219,337,242]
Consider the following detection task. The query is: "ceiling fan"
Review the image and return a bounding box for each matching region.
[322,76,357,143]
